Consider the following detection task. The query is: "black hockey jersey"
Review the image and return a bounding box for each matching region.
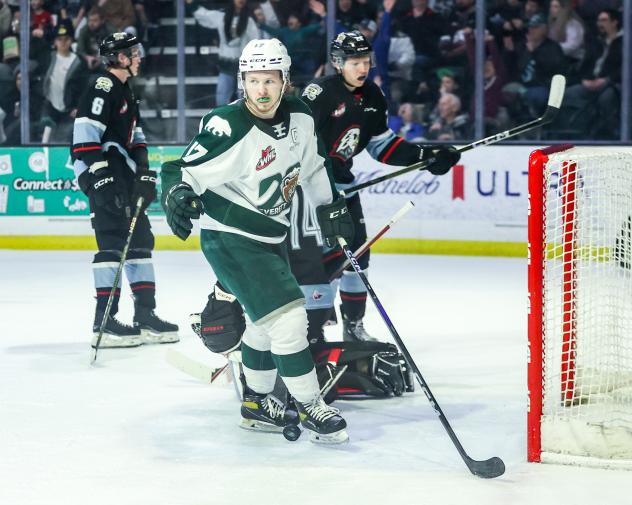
[300,74,423,186]
[71,71,147,179]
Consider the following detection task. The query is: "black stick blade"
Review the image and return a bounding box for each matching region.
[467,456,505,479]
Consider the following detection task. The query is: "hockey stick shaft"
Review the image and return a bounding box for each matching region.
[346,75,566,194]
[337,237,505,478]
[329,201,415,280]
[91,197,144,364]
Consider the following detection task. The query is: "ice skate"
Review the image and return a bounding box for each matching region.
[296,395,348,444]
[240,387,299,433]
[341,306,377,342]
[92,314,143,349]
[134,306,179,344]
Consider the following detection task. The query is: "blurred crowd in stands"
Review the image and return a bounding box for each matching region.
[0,0,625,144]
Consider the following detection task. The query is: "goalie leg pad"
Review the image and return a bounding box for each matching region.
[314,342,414,398]
[191,283,246,354]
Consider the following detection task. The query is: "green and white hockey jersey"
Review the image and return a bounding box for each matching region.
[162,96,338,243]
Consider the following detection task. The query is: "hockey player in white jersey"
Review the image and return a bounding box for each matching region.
[161,39,353,444]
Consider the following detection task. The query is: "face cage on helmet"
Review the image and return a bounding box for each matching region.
[102,43,145,68]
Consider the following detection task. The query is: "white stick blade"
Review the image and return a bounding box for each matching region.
[547,74,566,109]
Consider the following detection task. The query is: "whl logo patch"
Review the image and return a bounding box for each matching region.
[256,146,276,171]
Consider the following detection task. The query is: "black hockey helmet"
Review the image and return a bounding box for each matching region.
[99,32,143,67]
[329,30,373,68]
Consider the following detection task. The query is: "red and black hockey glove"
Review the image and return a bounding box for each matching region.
[423,145,461,175]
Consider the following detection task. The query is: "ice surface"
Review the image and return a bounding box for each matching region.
[1,251,630,505]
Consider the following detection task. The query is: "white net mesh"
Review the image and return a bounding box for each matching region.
[541,147,632,462]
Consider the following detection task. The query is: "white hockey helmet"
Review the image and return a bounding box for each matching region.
[238,38,291,89]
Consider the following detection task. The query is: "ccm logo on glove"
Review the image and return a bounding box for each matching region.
[93,176,114,189]
[139,174,157,183]
[327,207,348,219]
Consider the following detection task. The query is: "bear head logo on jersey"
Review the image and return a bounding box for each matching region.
[281,167,300,203]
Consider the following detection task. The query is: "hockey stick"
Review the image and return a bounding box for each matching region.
[346,74,566,194]
[329,201,415,280]
[165,348,232,384]
[90,197,144,364]
[166,348,241,385]
[337,237,505,478]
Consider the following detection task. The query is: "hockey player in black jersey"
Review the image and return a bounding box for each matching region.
[288,31,460,396]
[72,32,179,349]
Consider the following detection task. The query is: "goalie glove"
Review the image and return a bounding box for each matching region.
[190,283,246,354]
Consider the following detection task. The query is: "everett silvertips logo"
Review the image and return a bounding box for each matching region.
[256,146,276,171]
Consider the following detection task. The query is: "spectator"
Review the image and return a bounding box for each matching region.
[576,0,622,28]
[3,9,19,64]
[253,2,280,39]
[77,7,109,72]
[505,13,567,117]
[98,0,136,34]
[548,0,585,63]
[488,0,525,44]
[400,0,445,81]
[257,1,281,29]
[0,66,42,144]
[388,102,426,141]
[192,0,258,107]
[58,0,94,34]
[30,0,54,61]
[31,0,52,35]
[40,23,87,143]
[465,29,509,133]
[360,1,414,104]
[430,0,456,17]
[0,1,11,42]
[336,0,366,30]
[563,8,622,139]
[263,0,311,27]
[427,92,469,140]
[426,67,462,124]
[525,0,547,17]
[441,0,476,67]
[258,13,323,86]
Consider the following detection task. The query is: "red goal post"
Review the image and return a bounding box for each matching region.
[528,144,632,469]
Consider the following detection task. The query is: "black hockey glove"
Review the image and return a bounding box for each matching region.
[316,197,354,248]
[423,145,461,176]
[190,283,246,354]
[162,182,203,240]
[90,167,128,215]
[371,351,407,396]
[132,170,157,212]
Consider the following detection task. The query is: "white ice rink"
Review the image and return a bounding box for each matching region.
[1,250,630,505]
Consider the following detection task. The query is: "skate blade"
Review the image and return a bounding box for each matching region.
[239,418,284,433]
[91,333,143,349]
[139,329,180,344]
[307,429,349,445]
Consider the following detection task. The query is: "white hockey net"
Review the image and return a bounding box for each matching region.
[540,147,632,466]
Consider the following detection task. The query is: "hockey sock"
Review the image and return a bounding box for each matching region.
[93,251,122,316]
[125,253,156,309]
[340,269,368,320]
[241,324,277,394]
